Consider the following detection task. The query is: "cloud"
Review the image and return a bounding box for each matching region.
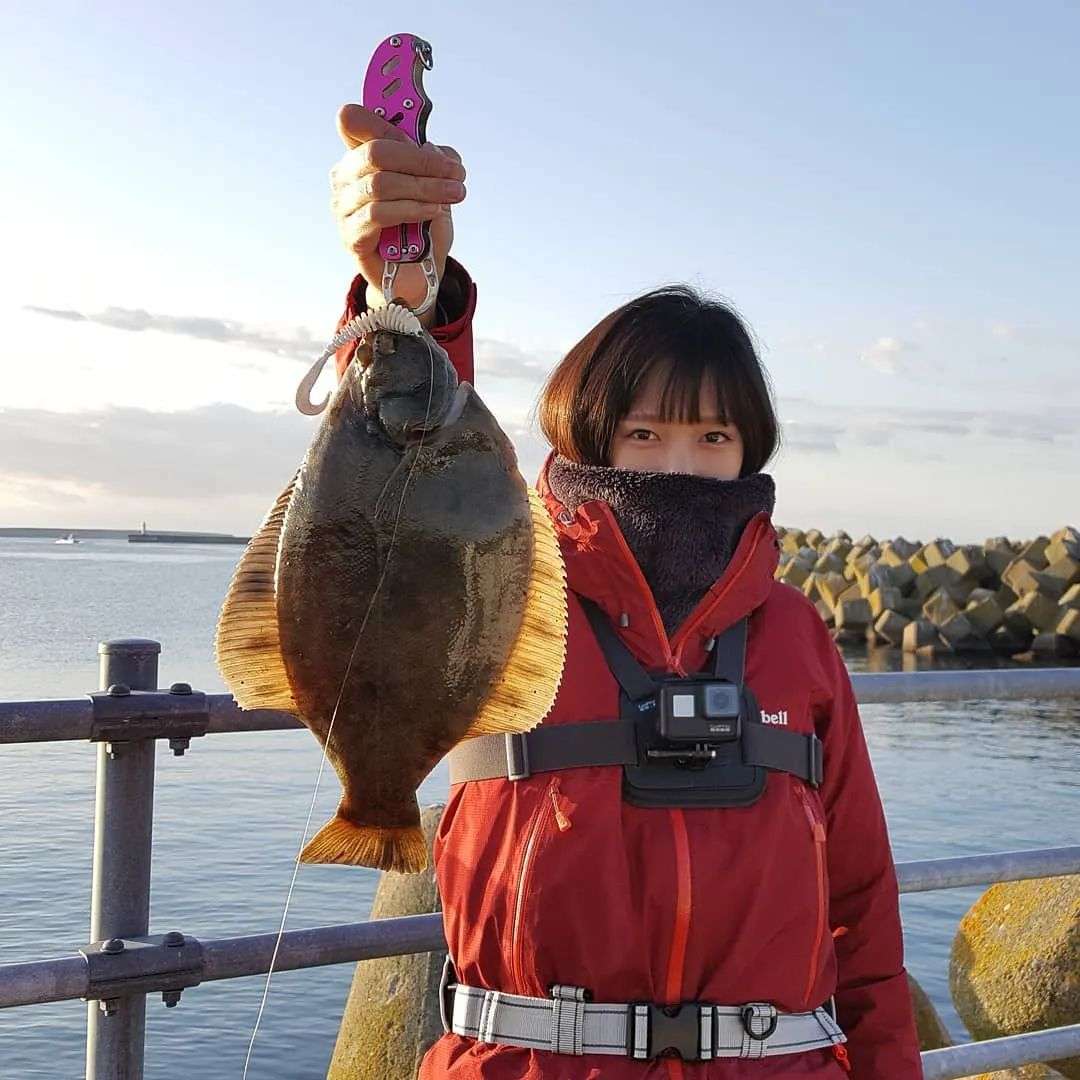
[473,338,558,382]
[782,421,843,452]
[24,304,317,362]
[0,405,312,500]
[859,336,921,375]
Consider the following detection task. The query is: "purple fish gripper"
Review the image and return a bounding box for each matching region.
[363,34,438,315]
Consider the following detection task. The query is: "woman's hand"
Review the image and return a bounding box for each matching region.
[331,104,466,321]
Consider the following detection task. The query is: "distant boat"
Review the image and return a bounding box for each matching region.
[54,534,81,545]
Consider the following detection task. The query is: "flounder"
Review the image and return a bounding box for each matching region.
[214,306,567,873]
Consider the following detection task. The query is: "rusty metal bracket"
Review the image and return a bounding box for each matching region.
[89,685,209,754]
[80,933,204,1009]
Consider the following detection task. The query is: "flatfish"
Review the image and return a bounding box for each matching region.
[214,306,566,872]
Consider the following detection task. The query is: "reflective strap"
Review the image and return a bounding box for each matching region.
[447,984,846,1060]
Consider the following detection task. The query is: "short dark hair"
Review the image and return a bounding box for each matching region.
[538,285,780,474]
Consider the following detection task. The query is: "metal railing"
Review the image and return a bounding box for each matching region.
[1,640,1079,1080]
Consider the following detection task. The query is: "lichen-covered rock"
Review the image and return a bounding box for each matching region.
[971,1066,1068,1079]
[328,804,446,1080]
[950,875,1080,1080]
[908,972,951,1051]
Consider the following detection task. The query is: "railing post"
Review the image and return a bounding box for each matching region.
[86,639,160,1080]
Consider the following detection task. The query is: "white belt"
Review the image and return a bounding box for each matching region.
[448,983,846,1062]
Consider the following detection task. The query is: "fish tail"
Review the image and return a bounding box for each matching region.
[299,813,429,874]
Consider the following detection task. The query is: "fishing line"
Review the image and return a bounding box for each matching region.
[242,332,438,1078]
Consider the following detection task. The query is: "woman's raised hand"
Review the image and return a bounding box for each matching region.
[331,104,466,318]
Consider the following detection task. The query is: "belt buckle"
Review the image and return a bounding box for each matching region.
[437,954,455,1034]
[626,1002,703,1061]
[740,1002,779,1040]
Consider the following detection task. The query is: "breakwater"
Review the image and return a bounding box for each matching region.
[776,524,1080,659]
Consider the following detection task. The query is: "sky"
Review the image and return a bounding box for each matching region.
[1,0,1078,544]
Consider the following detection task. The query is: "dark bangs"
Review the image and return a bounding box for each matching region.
[539,285,780,474]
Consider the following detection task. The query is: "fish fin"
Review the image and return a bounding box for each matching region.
[213,474,299,713]
[300,814,429,874]
[464,485,568,738]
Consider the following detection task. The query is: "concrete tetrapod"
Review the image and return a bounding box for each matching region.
[910,971,952,1050]
[327,803,446,1080]
[950,876,1080,1080]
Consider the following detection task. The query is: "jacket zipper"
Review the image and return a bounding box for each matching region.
[509,779,570,992]
[796,784,828,1009]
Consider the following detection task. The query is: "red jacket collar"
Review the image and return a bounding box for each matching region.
[537,451,779,674]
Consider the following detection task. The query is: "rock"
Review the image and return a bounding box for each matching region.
[1007,592,1064,635]
[804,528,825,548]
[1061,584,1080,611]
[971,1066,1068,1079]
[985,538,1017,578]
[904,618,940,652]
[1059,609,1080,644]
[990,624,1031,654]
[817,572,851,613]
[966,596,1006,636]
[908,972,951,1051]
[1047,527,1080,565]
[996,583,1020,611]
[873,609,910,646]
[869,586,904,617]
[938,612,978,648]
[924,539,957,567]
[838,581,863,605]
[1004,559,1047,598]
[891,536,922,560]
[822,535,852,561]
[1043,555,1080,597]
[1031,633,1080,659]
[890,561,918,594]
[328,804,446,1080]
[909,547,931,575]
[813,552,846,576]
[916,564,968,602]
[948,546,991,586]
[780,529,806,555]
[835,597,872,631]
[779,560,811,588]
[924,589,963,627]
[950,875,1080,1080]
[1016,536,1050,569]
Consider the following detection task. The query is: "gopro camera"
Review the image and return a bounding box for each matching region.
[657,678,742,743]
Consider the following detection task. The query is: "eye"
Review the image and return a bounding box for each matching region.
[627,428,657,441]
[703,431,732,444]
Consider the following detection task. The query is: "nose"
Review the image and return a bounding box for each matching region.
[655,444,696,475]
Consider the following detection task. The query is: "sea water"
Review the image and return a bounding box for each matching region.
[1,537,1077,1079]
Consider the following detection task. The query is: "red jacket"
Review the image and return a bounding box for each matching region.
[335,270,923,1080]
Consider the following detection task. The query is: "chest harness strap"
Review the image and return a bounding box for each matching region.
[449,596,823,798]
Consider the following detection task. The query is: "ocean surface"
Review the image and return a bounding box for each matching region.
[0,536,1077,1079]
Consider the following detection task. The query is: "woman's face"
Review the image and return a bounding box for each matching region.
[608,372,744,479]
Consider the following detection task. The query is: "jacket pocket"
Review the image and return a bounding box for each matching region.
[795,782,829,1009]
[509,778,572,993]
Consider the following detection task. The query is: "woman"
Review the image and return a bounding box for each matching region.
[328,106,923,1079]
